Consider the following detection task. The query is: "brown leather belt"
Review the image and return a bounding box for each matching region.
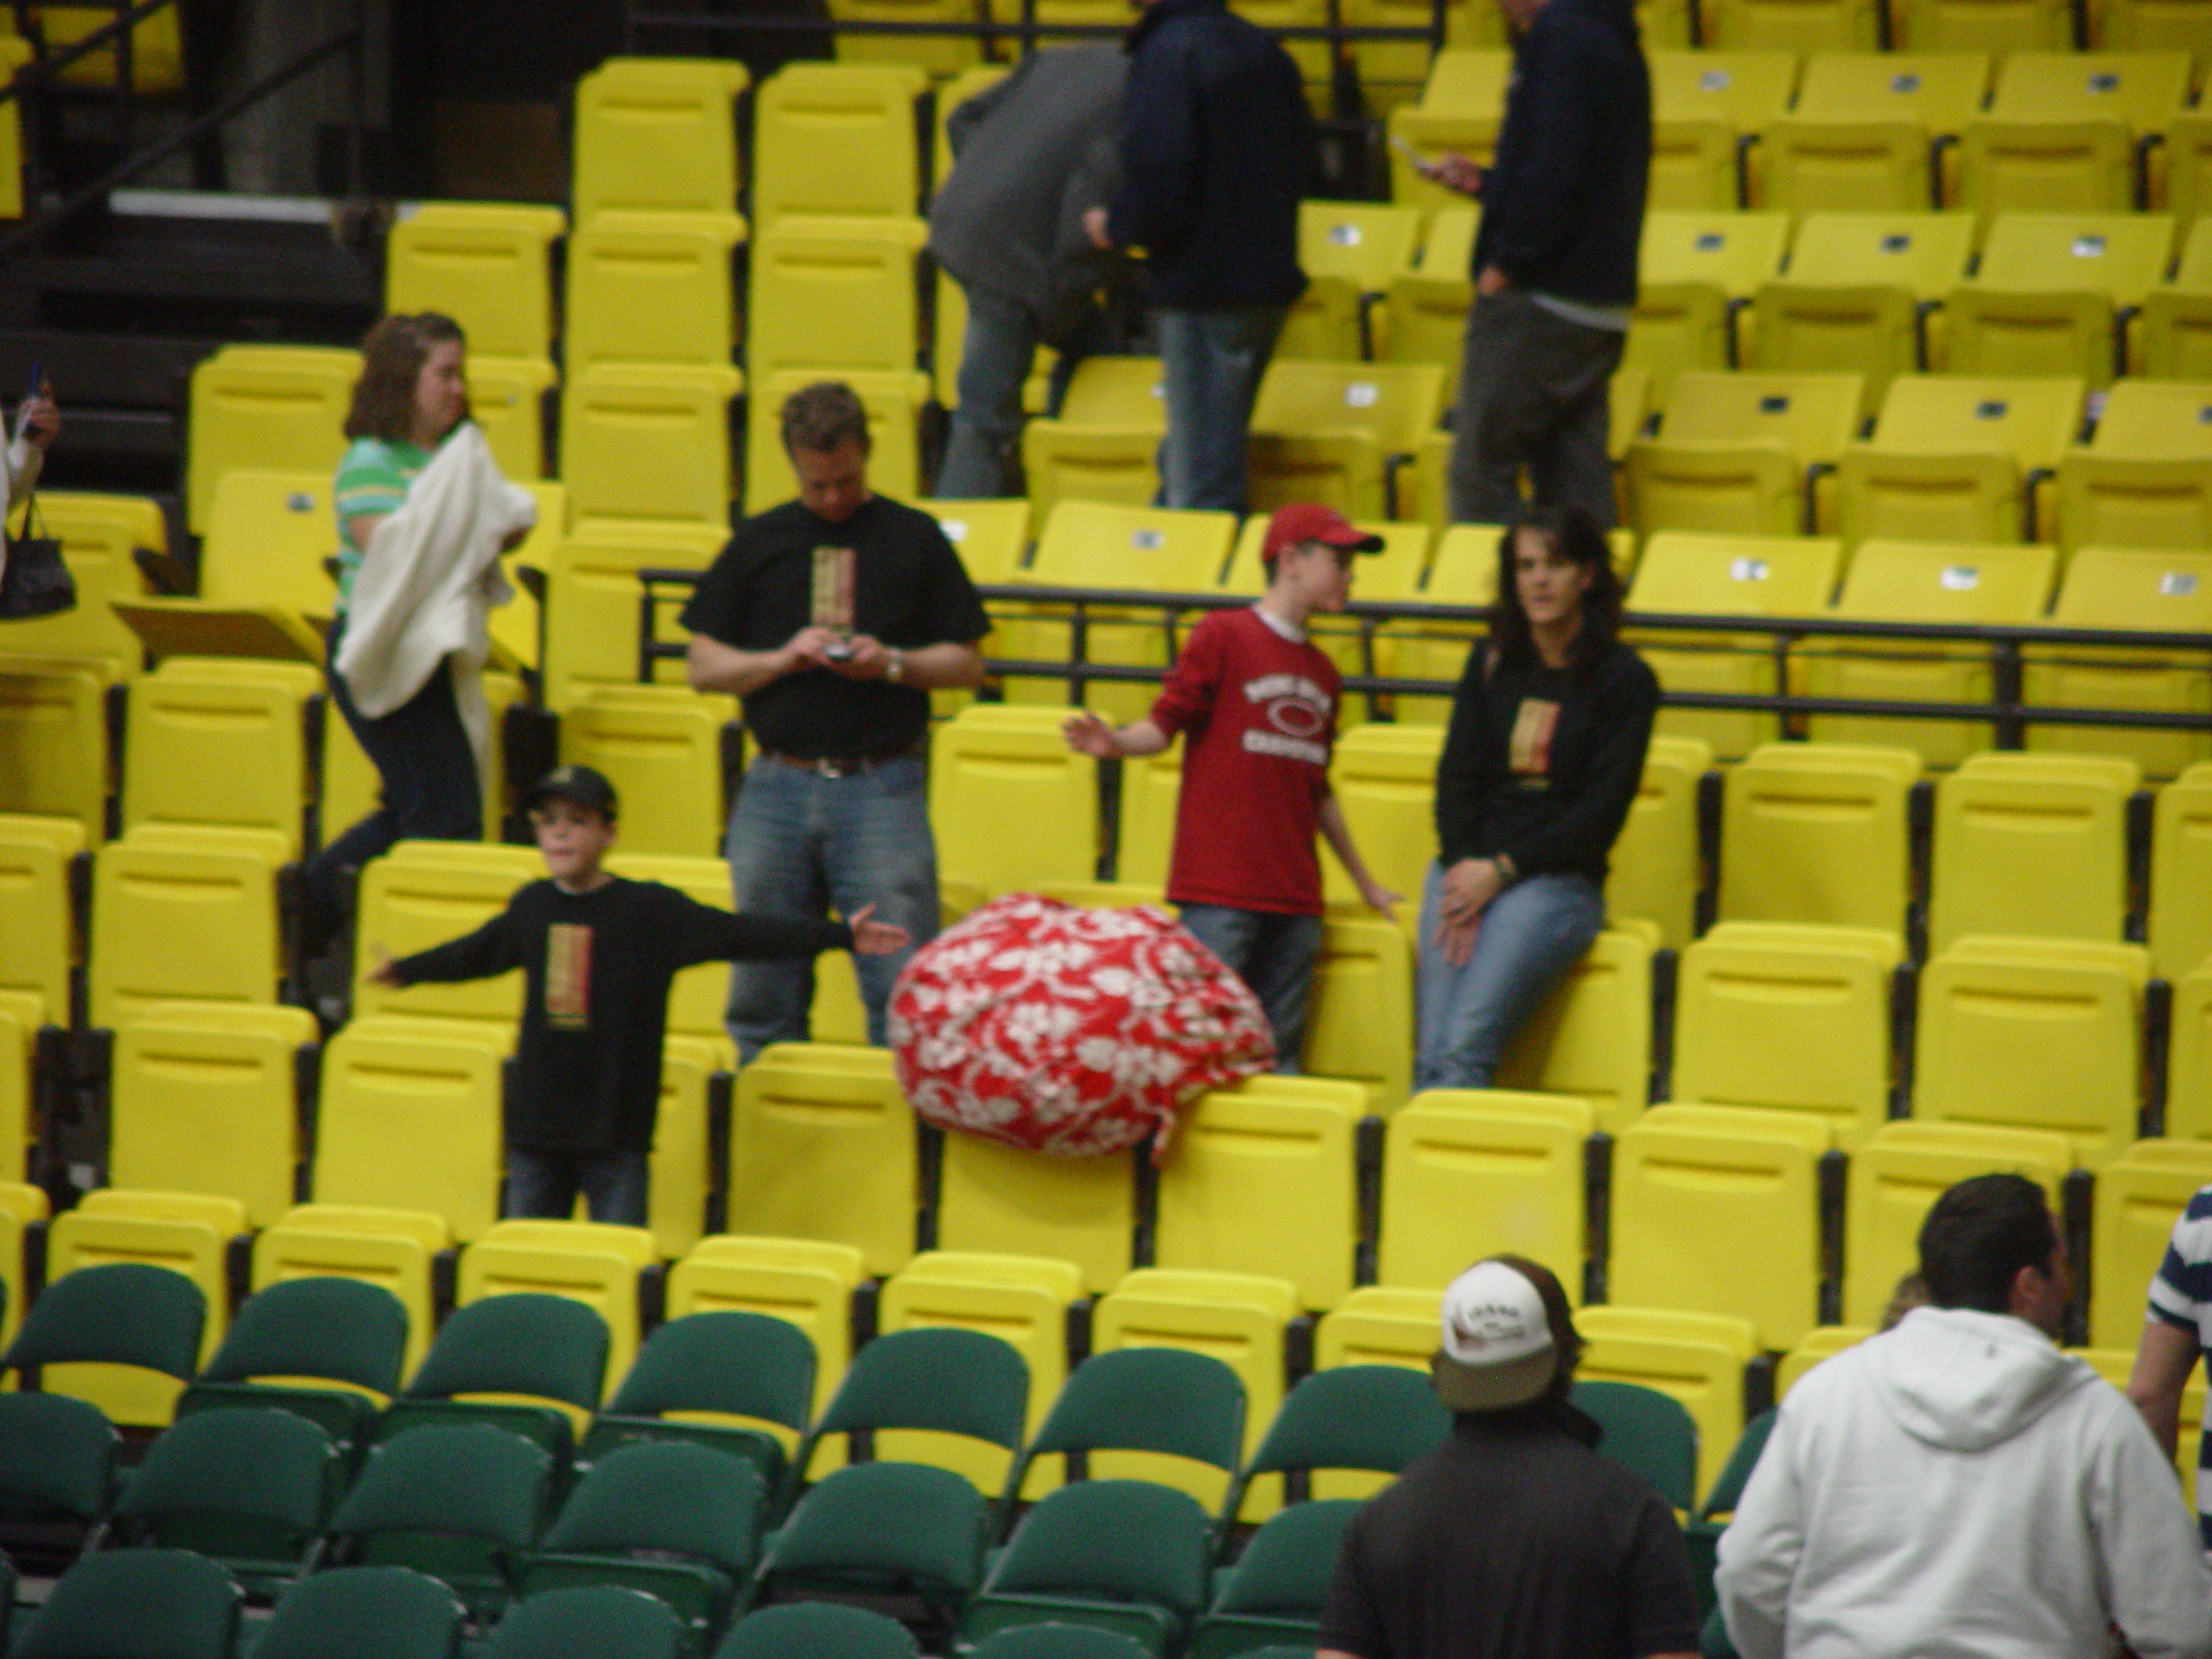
[761,748,917,779]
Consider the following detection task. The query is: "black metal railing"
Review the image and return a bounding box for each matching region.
[633,570,2212,747]
[626,0,1450,54]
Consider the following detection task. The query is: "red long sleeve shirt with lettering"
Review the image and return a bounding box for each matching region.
[1149,607,1341,916]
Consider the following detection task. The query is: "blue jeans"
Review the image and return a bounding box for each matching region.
[723,753,939,1064]
[1178,903,1325,1074]
[505,1147,648,1226]
[1414,864,1605,1092]
[937,284,1037,500]
[1155,305,1286,512]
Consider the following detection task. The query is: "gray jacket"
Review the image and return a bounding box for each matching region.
[927,45,1126,346]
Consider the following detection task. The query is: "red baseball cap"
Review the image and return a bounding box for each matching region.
[1262,502,1387,564]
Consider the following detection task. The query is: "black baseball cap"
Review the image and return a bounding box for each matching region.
[525,765,619,818]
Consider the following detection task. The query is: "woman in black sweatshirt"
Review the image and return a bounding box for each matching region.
[1415,504,1658,1090]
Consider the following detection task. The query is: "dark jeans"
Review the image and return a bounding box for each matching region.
[1156,304,1287,512]
[505,1146,649,1226]
[1177,902,1325,1073]
[936,283,1112,499]
[1449,289,1625,529]
[304,611,482,952]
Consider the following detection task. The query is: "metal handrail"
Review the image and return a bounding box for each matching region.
[631,567,2212,736]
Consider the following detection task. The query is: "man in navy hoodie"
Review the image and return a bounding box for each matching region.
[1084,0,1313,513]
[1427,0,1649,529]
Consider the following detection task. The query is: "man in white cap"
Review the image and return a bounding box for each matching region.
[1319,1255,1700,1659]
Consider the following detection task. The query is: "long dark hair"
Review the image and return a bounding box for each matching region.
[1486,503,1624,675]
[345,312,467,443]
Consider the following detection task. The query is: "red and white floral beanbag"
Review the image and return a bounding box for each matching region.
[887,893,1274,1158]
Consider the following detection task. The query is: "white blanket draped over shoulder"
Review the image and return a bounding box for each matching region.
[334,422,534,783]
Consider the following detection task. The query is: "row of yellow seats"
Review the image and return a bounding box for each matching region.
[1625,213,2212,402]
[1392,49,2210,217]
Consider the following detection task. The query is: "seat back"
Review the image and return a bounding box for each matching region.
[751,66,920,228]
[929,704,1100,896]
[88,831,283,1030]
[565,211,745,374]
[540,521,728,711]
[1381,1091,1594,1295]
[12,1548,240,1659]
[255,1567,466,1659]
[561,364,741,530]
[1573,1306,1758,1503]
[0,659,110,842]
[1929,753,2137,951]
[558,690,725,857]
[571,58,747,224]
[385,202,566,359]
[409,1292,611,1414]
[2151,766,2212,981]
[1495,930,1656,1131]
[314,1025,505,1241]
[729,1049,918,1275]
[185,346,359,532]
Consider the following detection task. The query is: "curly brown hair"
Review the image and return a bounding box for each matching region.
[345,312,467,443]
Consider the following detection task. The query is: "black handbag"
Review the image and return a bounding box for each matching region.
[0,480,74,620]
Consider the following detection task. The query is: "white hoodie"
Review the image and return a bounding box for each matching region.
[1716,1306,2212,1659]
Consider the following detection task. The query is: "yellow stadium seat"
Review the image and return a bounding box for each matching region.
[934,1132,1135,1296]
[919,499,1032,589]
[44,1206,234,1422]
[1990,50,2191,133]
[1945,214,2177,385]
[1091,1268,1299,1517]
[1630,370,1864,541]
[1891,0,2071,48]
[1496,928,1654,1133]
[0,996,35,1186]
[2055,455,2212,558]
[1294,200,1424,357]
[1611,1103,1832,1348]
[1575,1306,1759,1503]
[537,519,728,712]
[195,467,341,615]
[565,210,746,374]
[1842,1120,2072,1325]
[1840,372,2086,546]
[747,219,925,381]
[1794,51,1992,136]
[0,814,81,1016]
[1956,119,2137,231]
[928,702,1100,896]
[0,493,159,671]
[1247,361,1450,520]
[1777,1324,1873,1395]
[728,1044,915,1276]
[1929,752,2138,952]
[744,366,928,516]
[2096,0,2212,46]
[1674,925,1902,1147]
[1747,215,1975,410]
[0,1183,42,1344]
[109,1003,317,1229]
[0,658,108,842]
[1607,734,1712,950]
[751,64,921,230]
[385,202,566,359]
[465,354,560,486]
[1115,746,1182,890]
[1916,937,2148,1168]
[2087,380,2212,460]
[1322,722,1446,938]
[1385,51,1510,217]
[879,1254,1084,1496]
[352,847,534,1032]
[313,1022,505,1241]
[253,1205,445,1378]
[651,1034,725,1262]
[1646,52,1798,210]
[560,362,741,531]
[2172,965,2212,1141]
[122,662,312,858]
[1758,117,1934,216]
[1627,531,1845,759]
[827,0,982,74]
[558,688,725,858]
[999,503,1236,721]
[1379,207,1482,401]
[87,828,283,1032]
[1013,356,1169,520]
[0,35,26,215]
[1379,1090,1595,1298]
[1715,740,1924,939]
[1316,1285,1441,1371]
[2089,1140,2212,1349]
[462,1219,657,1400]
[1305,916,1417,1110]
[1703,0,1878,48]
[184,345,359,534]
[321,668,519,848]
[1627,212,1795,400]
[1340,0,1498,109]
[1803,540,2057,767]
[667,1235,867,1435]
[1154,1078,1364,1309]
[570,58,747,225]
[2151,765,2212,982]
[2024,548,2212,781]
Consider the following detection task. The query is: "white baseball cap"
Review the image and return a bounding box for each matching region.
[1431,1259,1559,1411]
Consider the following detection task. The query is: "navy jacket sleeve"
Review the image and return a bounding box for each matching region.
[1499,652,1658,877]
[663,888,855,969]
[387,901,526,985]
[1433,639,1503,867]
[1479,18,1605,283]
[1106,36,1200,252]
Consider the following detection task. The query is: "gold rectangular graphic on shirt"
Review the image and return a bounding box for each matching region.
[1510,697,1560,778]
[545,923,593,1029]
[811,545,856,632]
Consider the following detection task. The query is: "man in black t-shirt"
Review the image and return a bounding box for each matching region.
[1319,1256,1700,1659]
[683,382,989,1060]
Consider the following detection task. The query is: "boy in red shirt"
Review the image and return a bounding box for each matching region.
[1065,503,1399,1069]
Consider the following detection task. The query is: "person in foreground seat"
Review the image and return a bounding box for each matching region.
[1318,1255,1700,1659]
[1717,1173,2212,1659]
